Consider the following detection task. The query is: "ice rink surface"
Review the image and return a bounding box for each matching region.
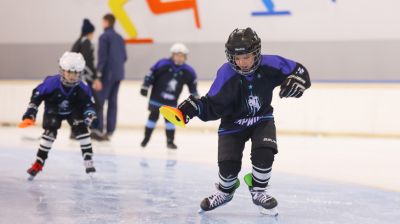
[0,126,399,224]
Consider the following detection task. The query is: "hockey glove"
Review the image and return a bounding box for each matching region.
[22,103,38,121]
[140,86,149,97]
[18,118,35,128]
[83,110,97,127]
[279,66,311,98]
[177,95,200,124]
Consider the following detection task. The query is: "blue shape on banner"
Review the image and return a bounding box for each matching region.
[252,0,291,16]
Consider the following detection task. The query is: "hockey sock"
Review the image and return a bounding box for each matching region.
[218,172,239,193]
[252,165,272,189]
[144,127,154,140]
[36,133,55,164]
[145,119,156,138]
[218,160,241,193]
[166,129,175,143]
[251,147,275,189]
[76,133,93,160]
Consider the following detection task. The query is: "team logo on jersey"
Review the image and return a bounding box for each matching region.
[235,116,263,126]
[247,95,261,116]
[161,92,176,100]
[167,79,178,92]
[58,100,69,110]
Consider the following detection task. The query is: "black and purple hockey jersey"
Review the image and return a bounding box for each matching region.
[197,55,310,135]
[142,58,198,109]
[28,74,95,116]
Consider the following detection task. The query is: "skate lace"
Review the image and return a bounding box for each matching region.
[209,191,229,208]
[84,160,94,168]
[253,190,272,204]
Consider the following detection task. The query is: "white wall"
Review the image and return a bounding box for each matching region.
[2,1,400,81]
[1,80,399,137]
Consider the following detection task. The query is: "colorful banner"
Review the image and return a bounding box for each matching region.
[1,0,399,43]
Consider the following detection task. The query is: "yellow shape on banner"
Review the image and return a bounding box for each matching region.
[109,0,137,38]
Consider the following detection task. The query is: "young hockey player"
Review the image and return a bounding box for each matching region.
[140,43,199,149]
[20,52,97,179]
[172,28,311,215]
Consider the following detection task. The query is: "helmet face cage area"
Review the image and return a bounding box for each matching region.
[58,52,85,87]
[225,28,262,76]
[226,47,261,76]
[171,52,187,66]
[60,69,82,87]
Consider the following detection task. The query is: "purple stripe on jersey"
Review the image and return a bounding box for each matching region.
[260,55,297,75]
[208,63,237,97]
[181,63,197,79]
[151,58,197,79]
[218,128,244,136]
[36,74,91,97]
[245,75,254,81]
[151,58,172,71]
[36,74,61,95]
[79,81,93,97]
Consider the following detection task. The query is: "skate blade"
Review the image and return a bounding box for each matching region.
[198,208,206,214]
[27,175,35,181]
[197,198,233,214]
[87,172,95,178]
[259,207,278,216]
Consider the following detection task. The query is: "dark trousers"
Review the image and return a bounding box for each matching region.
[35,111,93,165]
[217,120,277,191]
[97,80,121,134]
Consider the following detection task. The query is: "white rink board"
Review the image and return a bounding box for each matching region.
[1,80,400,137]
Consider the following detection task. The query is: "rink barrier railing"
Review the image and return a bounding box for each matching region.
[1,80,400,139]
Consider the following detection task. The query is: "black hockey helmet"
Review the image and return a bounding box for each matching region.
[225,27,261,75]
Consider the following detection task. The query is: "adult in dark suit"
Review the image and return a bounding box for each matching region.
[96,14,127,139]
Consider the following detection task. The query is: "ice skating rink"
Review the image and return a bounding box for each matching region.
[3,0,400,223]
[0,126,399,224]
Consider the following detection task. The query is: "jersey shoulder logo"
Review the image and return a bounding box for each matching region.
[296,66,305,75]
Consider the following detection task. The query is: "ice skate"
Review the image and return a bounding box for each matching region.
[27,161,43,180]
[167,141,177,150]
[84,160,96,175]
[198,180,240,213]
[249,187,278,216]
[244,173,278,216]
[141,137,150,147]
